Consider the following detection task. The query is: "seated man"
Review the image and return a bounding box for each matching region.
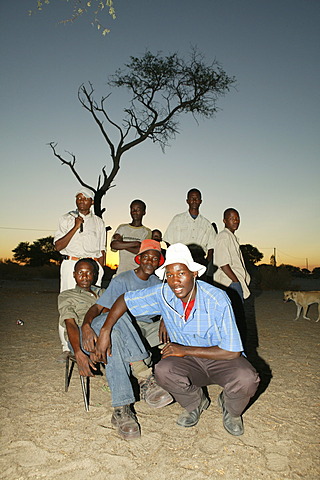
[94,243,260,437]
[82,239,173,440]
[58,258,145,387]
[58,258,104,376]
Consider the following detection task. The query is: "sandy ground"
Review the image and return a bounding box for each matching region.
[0,278,319,480]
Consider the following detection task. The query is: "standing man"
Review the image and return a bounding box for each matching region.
[94,243,260,437]
[110,199,152,276]
[54,187,106,359]
[213,208,250,301]
[163,188,216,267]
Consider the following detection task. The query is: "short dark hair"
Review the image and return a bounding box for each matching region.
[130,199,146,211]
[187,188,202,199]
[74,258,99,284]
[223,208,239,219]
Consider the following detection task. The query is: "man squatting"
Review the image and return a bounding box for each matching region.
[94,243,260,437]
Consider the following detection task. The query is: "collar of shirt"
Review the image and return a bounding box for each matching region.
[74,284,100,295]
[162,283,200,322]
[223,227,240,243]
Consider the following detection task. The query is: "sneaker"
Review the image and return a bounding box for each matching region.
[140,374,173,408]
[218,391,244,436]
[176,391,210,427]
[111,405,141,440]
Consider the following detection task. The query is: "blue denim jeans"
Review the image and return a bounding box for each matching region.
[78,312,149,407]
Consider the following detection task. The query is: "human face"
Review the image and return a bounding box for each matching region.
[76,194,93,215]
[152,230,162,242]
[73,262,95,290]
[224,210,240,233]
[138,250,161,277]
[165,263,197,303]
[186,190,202,212]
[130,202,145,223]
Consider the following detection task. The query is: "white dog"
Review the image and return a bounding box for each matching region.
[283,291,320,322]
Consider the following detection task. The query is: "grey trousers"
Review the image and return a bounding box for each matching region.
[154,355,260,416]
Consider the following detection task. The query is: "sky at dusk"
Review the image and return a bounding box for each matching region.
[1,0,319,270]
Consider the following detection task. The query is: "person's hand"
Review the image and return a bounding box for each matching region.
[159,318,170,344]
[75,350,97,377]
[112,233,123,242]
[161,342,186,359]
[81,324,97,352]
[94,331,112,364]
[74,215,84,230]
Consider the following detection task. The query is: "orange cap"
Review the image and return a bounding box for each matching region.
[134,239,165,266]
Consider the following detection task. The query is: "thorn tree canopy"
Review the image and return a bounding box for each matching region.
[12,236,61,266]
[50,49,236,217]
[29,0,116,36]
[240,244,264,266]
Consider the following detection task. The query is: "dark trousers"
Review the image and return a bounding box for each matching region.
[154,355,260,416]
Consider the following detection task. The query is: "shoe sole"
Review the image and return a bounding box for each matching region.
[111,415,141,440]
[145,394,174,409]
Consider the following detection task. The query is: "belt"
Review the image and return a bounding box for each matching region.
[63,256,100,262]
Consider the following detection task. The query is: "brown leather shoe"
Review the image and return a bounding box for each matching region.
[111,405,141,440]
[140,374,173,408]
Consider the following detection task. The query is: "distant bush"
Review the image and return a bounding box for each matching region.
[0,260,116,284]
[312,267,320,278]
[257,264,292,291]
[0,261,60,281]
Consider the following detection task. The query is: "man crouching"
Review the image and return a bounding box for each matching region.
[94,243,260,437]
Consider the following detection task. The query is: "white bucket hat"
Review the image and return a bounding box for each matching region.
[155,243,206,280]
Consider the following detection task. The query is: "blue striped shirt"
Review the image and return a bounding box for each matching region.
[124,280,243,352]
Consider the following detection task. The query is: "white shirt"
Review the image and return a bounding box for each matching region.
[214,228,251,299]
[54,210,106,258]
[163,211,216,254]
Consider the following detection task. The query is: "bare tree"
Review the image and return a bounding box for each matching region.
[50,49,235,217]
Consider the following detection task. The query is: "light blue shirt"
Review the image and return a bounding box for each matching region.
[97,269,160,323]
[125,280,243,352]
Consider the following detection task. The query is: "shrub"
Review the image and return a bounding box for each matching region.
[257,264,292,291]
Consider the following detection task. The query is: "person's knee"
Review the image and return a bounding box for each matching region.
[225,363,260,398]
[110,327,123,349]
[238,368,260,396]
[154,358,172,386]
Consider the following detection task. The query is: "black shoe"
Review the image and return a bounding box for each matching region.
[111,405,141,440]
[218,391,244,436]
[176,391,210,427]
